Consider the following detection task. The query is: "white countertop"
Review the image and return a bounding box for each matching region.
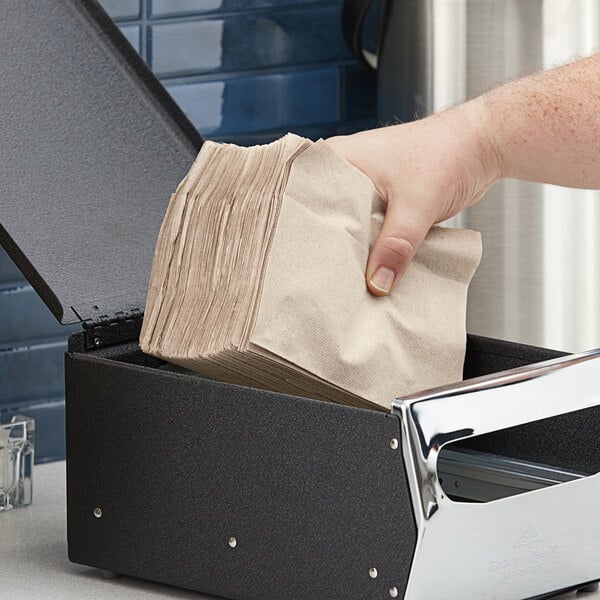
[1,462,598,600]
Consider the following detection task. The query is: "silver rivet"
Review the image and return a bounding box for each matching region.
[93,507,102,518]
[94,337,101,347]
[228,537,237,548]
[369,567,378,579]
[390,438,399,450]
[389,587,399,598]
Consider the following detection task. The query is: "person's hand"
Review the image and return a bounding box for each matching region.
[327,54,600,297]
[326,97,501,296]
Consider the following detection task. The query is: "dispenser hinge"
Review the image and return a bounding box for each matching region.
[82,308,143,350]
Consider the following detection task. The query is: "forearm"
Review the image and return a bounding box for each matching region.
[481,53,600,188]
[326,53,600,294]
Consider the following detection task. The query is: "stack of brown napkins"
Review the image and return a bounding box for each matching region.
[140,134,482,411]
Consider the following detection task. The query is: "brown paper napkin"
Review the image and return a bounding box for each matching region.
[140,134,482,411]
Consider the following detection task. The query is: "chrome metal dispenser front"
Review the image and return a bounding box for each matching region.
[393,351,600,600]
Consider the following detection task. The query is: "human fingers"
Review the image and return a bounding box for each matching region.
[366,197,435,296]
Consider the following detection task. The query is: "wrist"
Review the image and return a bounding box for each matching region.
[417,98,503,219]
[470,94,506,183]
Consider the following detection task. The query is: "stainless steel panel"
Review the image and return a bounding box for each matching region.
[392,349,600,599]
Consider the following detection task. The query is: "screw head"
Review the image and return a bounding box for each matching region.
[390,438,399,450]
[228,537,237,548]
[369,567,378,579]
[389,587,399,598]
[93,507,102,518]
[94,337,101,347]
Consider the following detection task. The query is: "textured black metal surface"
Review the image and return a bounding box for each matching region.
[66,353,417,600]
[461,335,600,475]
[459,404,600,475]
[464,334,568,379]
[0,0,202,324]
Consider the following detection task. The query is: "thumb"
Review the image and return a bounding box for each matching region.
[366,199,434,296]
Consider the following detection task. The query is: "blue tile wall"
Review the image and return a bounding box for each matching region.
[0,284,75,344]
[0,247,23,283]
[0,254,80,462]
[102,0,141,20]
[0,341,67,405]
[166,66,339,136]
[150,0,325,19]
[150,5,352,77]
[103,0,377,143]
[1,0,377,463]
[119,24,142,53]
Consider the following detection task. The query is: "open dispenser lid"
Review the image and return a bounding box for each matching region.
[0,0,203,324]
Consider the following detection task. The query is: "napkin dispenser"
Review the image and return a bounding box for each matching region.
[396,352,600,599]
[1,2,599,599]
